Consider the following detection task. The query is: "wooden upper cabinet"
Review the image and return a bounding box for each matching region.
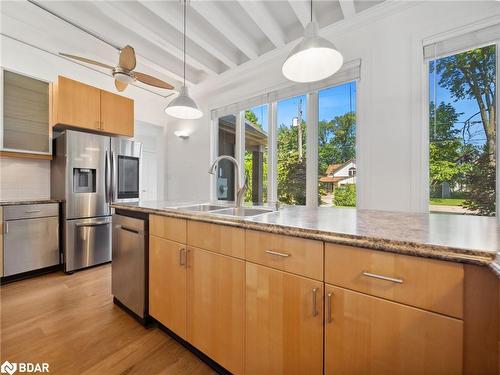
[51,76,134,137]
[325,285,463,375]
[187,247,245,375]
[51,76,100,131]
[245,263,324,375]
[100,90,134,136]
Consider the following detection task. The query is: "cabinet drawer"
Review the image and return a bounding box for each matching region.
[325,244,464,318]
[150,215,186,243]
[245,230,323,280]
[4,203,58,220]
[187,221,244,259]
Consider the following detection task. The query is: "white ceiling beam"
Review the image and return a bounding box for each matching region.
[238,1,286,48]
[91,1,220,76]
[288,0,315,29]
[138,1,239,69]
[190,1,260,60]
[339,0,357,19]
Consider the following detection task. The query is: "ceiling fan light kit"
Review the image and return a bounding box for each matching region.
[165,0,203,120]
[282,1,343,83]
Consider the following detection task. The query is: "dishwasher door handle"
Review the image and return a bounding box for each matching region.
[118,225,140,235]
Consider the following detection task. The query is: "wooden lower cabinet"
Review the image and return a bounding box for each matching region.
[149,236,187,339]
[324,284,463,375]
[187,247,245,375]
[245,263,324,375]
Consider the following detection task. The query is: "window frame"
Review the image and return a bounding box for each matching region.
[423,38,499,216]
[210,79,359,208]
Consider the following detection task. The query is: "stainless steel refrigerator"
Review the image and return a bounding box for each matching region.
[51,130,142,273]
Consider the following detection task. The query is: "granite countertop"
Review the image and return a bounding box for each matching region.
[112,200,500,273]
[0,199,63,206]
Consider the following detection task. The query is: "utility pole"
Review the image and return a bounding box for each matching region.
[297,98,303,161]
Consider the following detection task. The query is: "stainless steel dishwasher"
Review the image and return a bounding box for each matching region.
[3,203,60,277]
[112,211,148,322]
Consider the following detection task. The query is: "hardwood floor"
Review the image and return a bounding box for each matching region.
[0,264,216,375]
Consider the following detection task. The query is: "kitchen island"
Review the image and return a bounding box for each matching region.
[112,201,500,374]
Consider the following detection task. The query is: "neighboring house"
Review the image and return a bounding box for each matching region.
[319,159,356,192]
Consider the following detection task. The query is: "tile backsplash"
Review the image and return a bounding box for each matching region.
[0,158,50,201]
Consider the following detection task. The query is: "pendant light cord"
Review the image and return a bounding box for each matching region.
[183,0,186,87]
[310,0,312,22]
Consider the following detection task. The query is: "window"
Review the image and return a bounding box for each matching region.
[428,44,497,216]
[244,105,268,205]
[216,114,236,201]
[277,95,307,205]
[318,82,357,207]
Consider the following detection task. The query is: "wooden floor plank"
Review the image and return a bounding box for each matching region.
[0,264,216,375]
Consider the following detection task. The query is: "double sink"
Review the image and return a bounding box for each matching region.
[172,203,274,218]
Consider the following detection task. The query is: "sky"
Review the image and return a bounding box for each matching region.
[249,81,357,134]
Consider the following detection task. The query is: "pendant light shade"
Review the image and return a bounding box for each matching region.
[282,3,343,83]
[165,0,203,120]
[165,86,203,119]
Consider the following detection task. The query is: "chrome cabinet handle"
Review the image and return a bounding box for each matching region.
[24,210,41,213]
[312,287,318,317]
[362,271,403,284]
[266,250,290,257]
[327,292,333,323]
[179,248,186,266]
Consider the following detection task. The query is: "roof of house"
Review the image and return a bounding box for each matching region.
[324,159,356,176]
[319,175,352,183]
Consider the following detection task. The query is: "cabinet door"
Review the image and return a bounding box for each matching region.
[149,236,187,339]
[245,263,323,375]
[100,90,134,136]
[187,247,245,375]
[55,76,100,130]
[325,285,463,375]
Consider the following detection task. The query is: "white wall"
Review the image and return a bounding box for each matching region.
[169,1,500,212]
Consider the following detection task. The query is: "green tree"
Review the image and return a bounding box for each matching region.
[436,45,496,215]
[333,184,356,207]
[245,110,261,129]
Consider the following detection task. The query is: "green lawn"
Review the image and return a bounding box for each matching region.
[429,198,465,206]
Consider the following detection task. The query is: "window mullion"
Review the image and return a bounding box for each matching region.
[236,111,246,191]
[268,101,278,206]
[306,91,319,207]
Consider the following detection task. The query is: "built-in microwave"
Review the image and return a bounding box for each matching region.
[111,138,142,203]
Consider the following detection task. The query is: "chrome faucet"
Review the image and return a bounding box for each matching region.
[208,155,247,208]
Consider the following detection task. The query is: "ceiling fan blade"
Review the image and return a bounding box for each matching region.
[134,72,174,90]
[119,45,136,71]
[115,79,128,92]
[59,53,114,69]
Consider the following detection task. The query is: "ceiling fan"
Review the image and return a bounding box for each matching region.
[60,45,174,92]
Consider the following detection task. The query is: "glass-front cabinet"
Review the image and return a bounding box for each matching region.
[1,69,52,157]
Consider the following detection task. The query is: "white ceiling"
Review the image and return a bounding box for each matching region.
[1,0,384,96]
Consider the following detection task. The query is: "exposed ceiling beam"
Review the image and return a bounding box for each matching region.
[288,0,315,29]
[339,0,357,19]
[91,1,220,76]
[138,1,238,69]
[238,1,286,48]
[190,1,260,60]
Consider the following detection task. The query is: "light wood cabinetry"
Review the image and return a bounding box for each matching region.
[325,244,464,318]
[187,221,245,259]
[324,284,463,375]
[100,90,134,136]
[150,215,186,243]
[50,76,134,137]
[51,76,100,131]
[245,230,324,280]
[187,247,245,375]
[245,262,324,375]
[149,236,187,339]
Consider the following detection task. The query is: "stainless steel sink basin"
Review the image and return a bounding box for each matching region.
[176,204,228,212]
[211,207,273,217]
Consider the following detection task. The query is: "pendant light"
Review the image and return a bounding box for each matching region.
[165,0,203,120]
[282,0,343,83]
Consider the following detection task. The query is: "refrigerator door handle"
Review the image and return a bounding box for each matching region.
[110,150,116,203]
[105,150,110,203]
